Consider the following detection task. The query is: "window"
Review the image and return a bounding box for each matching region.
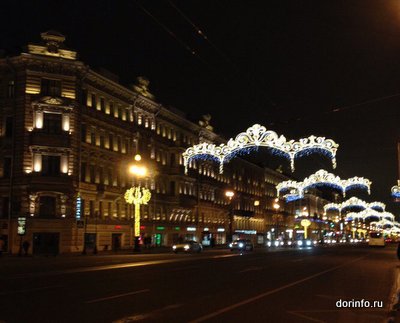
[3,157,11,178]
[109,134,113,150]
[90,129,96,145]
[41,78,61,97]
[81,124,87,142]
[42,113,61,134]
[100,132,105,148]
[1,197,9,218]
[89,165,95,183]
[91,94,96,108]
[109,102,114,116]
[89,200,94,217]
[4,116,13,138]
[100,98,105,112]
[42,155,60,176]
[80,162,86,182]
[39,196,56,218]
[7,80,14,98]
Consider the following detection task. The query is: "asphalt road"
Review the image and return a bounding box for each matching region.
[0,245,398,323]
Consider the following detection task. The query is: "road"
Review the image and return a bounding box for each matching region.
[0,245,398,323]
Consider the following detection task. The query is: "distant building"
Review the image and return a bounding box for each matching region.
[0,31,329,254]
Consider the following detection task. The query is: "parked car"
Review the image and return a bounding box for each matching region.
[229,239,254,251]
[172,240,203,253]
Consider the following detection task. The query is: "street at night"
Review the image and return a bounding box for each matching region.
[2,1,400,322]
[0,244,398,323]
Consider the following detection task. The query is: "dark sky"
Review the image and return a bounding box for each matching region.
[1,0,400,214]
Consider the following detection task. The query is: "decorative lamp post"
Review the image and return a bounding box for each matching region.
[300,219,311,239]
[273,198,280,240]
[225,190,235,243]
[125,154,151,252]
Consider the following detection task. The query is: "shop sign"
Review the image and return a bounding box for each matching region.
[17,217,26,236]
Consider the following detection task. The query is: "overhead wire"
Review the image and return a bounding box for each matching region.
[133,0,209,66]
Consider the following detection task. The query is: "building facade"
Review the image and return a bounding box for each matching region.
[0,31,329,254]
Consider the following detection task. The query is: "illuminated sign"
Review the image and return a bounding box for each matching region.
[203,227,209,231]
[76,195,81,219]
[17,217,26,236]
[140,225,146,230]
[187,227,196,232]
[174,227,180,230]
[115,225,122,229]
[217,228,225,232]
[156,226,165,230]
[235,230,257,235]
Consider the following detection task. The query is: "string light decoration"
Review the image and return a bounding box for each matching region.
[344,209,394,222]
[324,197,385,214]
[124,187,151,237]
[277,169,371,200]
[182,124,339,174]
[391,180,400,198]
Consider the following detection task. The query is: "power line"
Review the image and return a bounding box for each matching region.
[133,0,209,66]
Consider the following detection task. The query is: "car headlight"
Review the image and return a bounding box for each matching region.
[184,244,190,250]
[172,245,177,249]
[238,243,244,248]
[274,241,279,247]
[306,240,311,246]
[297,240,303,246]
[267,241,272,247]
[229,243,233,248]
[288,241,292,245]
[313,240,317,245]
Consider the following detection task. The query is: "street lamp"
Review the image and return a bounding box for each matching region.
[125,154,151,252]
[225,190,235,243]
[273,198,280,240]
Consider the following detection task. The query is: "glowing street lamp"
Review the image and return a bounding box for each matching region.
[301,219,311,239]
[225,190,235,242]
[273,198,280,239]
[125,154,151,252]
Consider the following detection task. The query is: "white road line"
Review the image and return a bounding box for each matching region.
[238,266,262,273]
[189,256,366,323]
[86,289,150,304]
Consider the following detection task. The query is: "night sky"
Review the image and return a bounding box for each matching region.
[1,0,400,214]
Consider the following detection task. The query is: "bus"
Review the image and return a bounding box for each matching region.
[368,232,385,247]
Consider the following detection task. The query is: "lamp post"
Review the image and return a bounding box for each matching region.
[273,198,280,240]
[225,190,235,243]
[125,154,151,252]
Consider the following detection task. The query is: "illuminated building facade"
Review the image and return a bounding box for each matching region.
[0,31,326,254]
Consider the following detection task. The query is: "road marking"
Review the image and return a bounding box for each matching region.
[86,289,150,304]
[0,285,62,296]
[189,256,366,323]
[113,303,182,322]
[211,254,239,259]
[238,266,262,273]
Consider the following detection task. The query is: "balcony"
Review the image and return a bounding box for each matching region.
[30,131,71,148]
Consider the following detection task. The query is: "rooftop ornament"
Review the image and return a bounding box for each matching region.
[277,169,371,200]
[182,124,339,174]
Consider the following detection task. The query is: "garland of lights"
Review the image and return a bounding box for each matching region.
[182,124,339,174]
[124,186,151,237]
[324,197,385,214]
[344,209,394,221]
[391,180,400,198]
[277,169,371,200]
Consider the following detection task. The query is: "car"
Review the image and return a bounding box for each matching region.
[295,239,313,248]
[229,239,254,251]
[172,240,203,253]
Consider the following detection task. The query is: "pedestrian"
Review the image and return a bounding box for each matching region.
[0,238,4,257]
[22,240,30,256]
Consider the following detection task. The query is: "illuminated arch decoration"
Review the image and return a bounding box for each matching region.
[324,197,385,214]
[391,180,400,198]
[182,124,339,174]
[277,169,371,200]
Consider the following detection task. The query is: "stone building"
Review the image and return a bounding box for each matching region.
[0,31,327,254]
